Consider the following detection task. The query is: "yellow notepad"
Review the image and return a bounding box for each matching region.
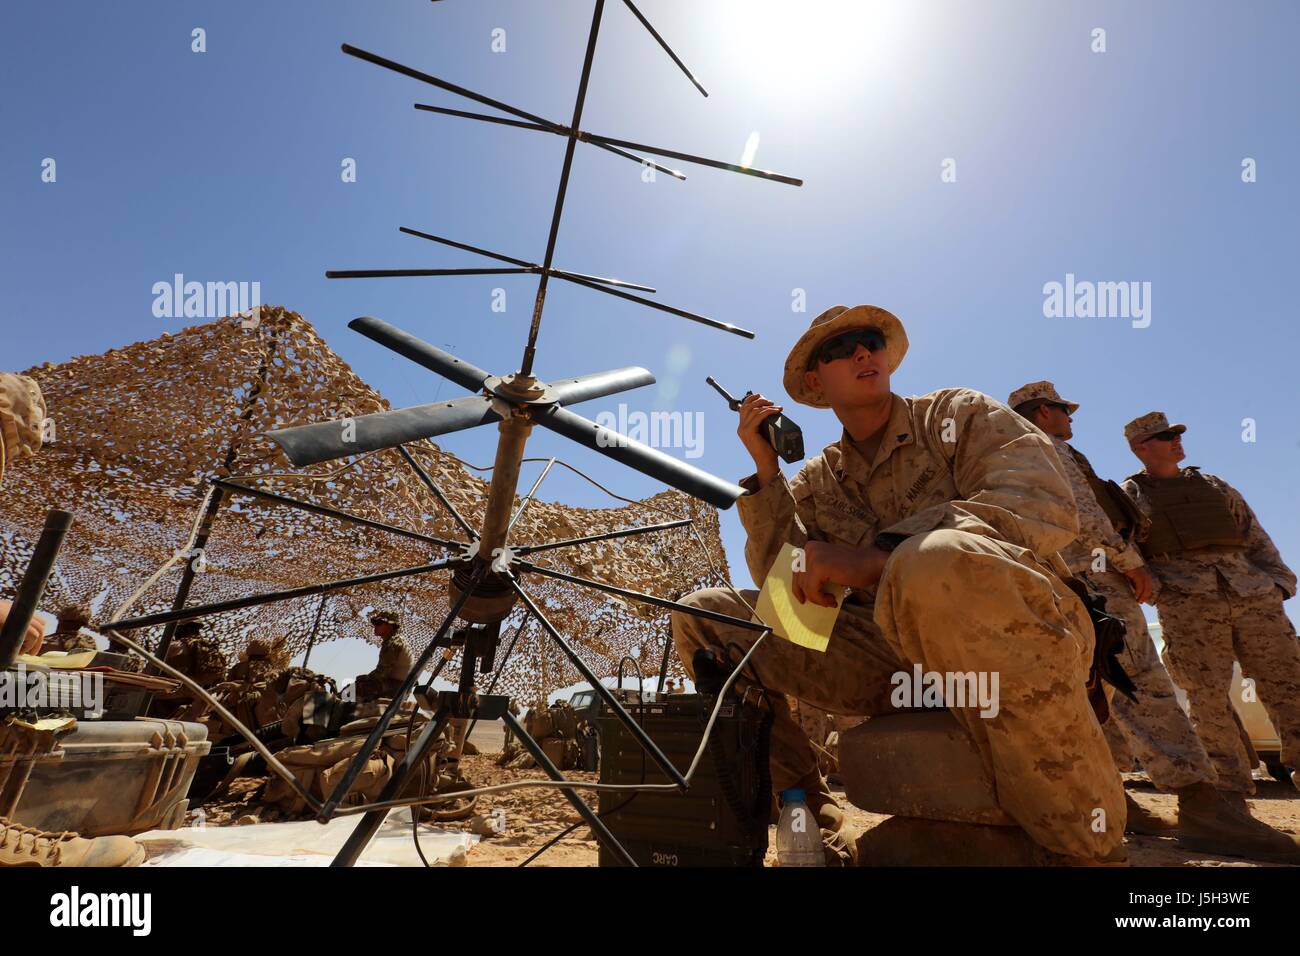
[752,542,846,653]
[14,651,97,670]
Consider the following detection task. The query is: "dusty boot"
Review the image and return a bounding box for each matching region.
[1124,792,1177,835]
[0,816,145,867]
[1176,783,1300,864]
[785,768,857,867]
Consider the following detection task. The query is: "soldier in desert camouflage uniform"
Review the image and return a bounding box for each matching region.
[1123,412,1300,806]
[227,637,281,686]
[43,605,99,654]
[672,305,1124,865]
[1013,384,1300,862]
[355,609,414,702]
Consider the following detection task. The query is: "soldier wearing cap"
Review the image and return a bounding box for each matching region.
[43,604,99,654]
[1123,412,1300,803]
[227,637,280,686]
[671,304,1124,865]
[1012,384,1300,862]
[355,609,414,702]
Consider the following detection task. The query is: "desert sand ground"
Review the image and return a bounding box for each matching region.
[201,719,1299,867]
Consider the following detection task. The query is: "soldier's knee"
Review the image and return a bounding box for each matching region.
[887,528,985,579]
[671,588,721,642]
[670,587,748,654]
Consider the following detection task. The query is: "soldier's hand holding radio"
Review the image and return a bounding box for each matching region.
[737,392,783,487]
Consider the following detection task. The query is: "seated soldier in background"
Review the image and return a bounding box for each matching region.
[227,636,284,686]
[42,604,99,654]
[354,610,413,702]
[152,620,229,720]
[165,620,227,688]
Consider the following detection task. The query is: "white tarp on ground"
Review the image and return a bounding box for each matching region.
[136,809,478,867]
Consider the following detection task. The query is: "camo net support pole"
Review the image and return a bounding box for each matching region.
[0,509,73,668]
[151,484,225,671]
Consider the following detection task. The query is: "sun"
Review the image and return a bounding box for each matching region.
[710,0,918,101]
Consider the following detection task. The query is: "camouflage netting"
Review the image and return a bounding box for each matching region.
[0,307,732,701]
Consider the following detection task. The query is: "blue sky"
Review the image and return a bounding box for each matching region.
[4,1,1298,683]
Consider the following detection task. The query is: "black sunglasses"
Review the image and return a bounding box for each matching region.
[812,327,887,366]
[1148,430,1182,442]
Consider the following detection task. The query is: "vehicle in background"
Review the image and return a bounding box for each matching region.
[568,688,600,726]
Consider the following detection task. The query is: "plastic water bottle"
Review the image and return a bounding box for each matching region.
[775,788,824,867]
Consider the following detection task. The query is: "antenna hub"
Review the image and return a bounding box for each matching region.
[449,560,518,624]
[485,373,556,405]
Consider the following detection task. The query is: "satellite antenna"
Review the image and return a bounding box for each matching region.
[110,0,800,866]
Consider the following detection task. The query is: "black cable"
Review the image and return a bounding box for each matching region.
[406,713,434,868]
[407,654,455,868]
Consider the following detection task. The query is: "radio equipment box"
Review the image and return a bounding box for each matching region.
[596,692,770,867]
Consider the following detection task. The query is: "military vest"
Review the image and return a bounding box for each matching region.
[1129,468,1247,556]
[1067,444,1145,541]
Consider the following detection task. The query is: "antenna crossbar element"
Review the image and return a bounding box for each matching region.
[397,226,657,292]
[342,43,553,128]
[621,0,708,97]
[325,268,533,279]
[515,558,768,633]
[413,103,687,179]
[580,131,803,186]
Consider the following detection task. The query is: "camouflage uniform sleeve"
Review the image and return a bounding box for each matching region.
[1208,475,1297,598]
[879,389,1080,558]
[735,466,824,585]
[1056,440,1144,572]
[378,637,415,681]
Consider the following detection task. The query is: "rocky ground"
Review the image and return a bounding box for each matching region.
[197,754,1299,867]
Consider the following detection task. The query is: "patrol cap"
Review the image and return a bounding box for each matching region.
[1007,380,1079,415]
[784,304,909,409]
[1124,411,1186,445]
[57,604,93,628]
